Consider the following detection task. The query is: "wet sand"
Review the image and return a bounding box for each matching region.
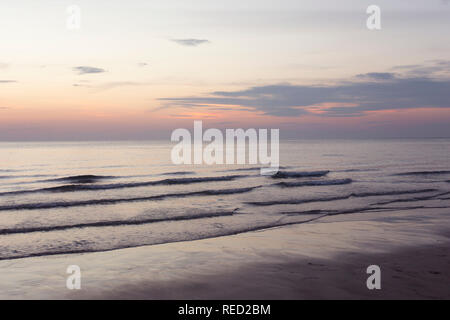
[0,207,449,299]
[93,243,450,300]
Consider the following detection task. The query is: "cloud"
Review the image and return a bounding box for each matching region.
[316,106,366,118]
[73,81,146,91]
[137,62,148,67]
[356,72,396,80]
[73,66,106,75]
[97,81,143,90]
[391,60,450,77]
[171,39,210,46]
[0,80,16,83]
[160,61,450,117]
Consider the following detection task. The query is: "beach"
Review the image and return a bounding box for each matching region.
[1,140,449,299]
[2,0,450,302]
[1,206,449,300]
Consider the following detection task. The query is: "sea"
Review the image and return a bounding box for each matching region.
[0,139,449,261]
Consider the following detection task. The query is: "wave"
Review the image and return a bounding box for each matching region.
[160,171,196,176]
[2,201,447,261]
[322,154,344,157]
[354,189,437,197]
[222,166,290,172]
[0,186,260,211]
[335,168,380,172]
[37,171,195,183]
[270,170,330,179]
[0,174,55,180]
[393,170,450,176]
[45,175,117,183]
[273,178,352,188]
[0,210,240,235]
[246,195,348,206]
[373,190,450,205]
[0,214,325,261]
[280,207,397,216]
[280,205,448,216]
[245,188,438,206]
[0,175,248,196]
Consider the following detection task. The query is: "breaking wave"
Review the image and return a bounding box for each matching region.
[45,175,116,183]
[0,186,260,211]
[393,170,450,176]
[0,175,248,196]
[270,170,330,179]
[273,178,352,188]
[223,166,290,172]
[0,210,240,235]
[160,171,196,176]
[245,188,438,206]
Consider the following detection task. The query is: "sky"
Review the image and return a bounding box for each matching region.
[0,0,449,140]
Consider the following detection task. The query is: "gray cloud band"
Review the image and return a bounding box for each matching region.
[160,62,450,117]
[73,66,106,75]
[171,39,210,46]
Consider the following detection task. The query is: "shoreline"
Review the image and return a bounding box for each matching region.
[0,207,449,299]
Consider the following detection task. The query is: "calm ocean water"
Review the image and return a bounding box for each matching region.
[0,139,449,260]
